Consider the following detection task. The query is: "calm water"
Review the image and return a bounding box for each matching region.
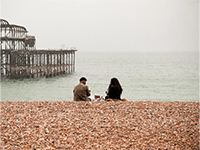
[1,51,199,101]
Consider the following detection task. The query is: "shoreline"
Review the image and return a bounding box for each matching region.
[1,101,199,149]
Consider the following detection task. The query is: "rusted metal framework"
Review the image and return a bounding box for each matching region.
[1,19,77,79]
[0,19,35,50]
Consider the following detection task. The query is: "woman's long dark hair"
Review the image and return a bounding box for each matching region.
[108,78,123,93]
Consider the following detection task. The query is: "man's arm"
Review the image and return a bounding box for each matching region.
[86,86,91,96]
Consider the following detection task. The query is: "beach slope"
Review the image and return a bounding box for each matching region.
[0,101,199,149]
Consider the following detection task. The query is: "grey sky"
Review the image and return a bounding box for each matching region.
[1,0,199,52]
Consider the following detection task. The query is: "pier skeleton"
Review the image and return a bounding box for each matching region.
[0,19,77,79]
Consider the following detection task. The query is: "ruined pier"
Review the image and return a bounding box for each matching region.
[1,49,76,79]
[0,19,77,79]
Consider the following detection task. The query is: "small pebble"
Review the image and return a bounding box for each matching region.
[0,101,199,149]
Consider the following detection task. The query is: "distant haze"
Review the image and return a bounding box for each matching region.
[1,0,199,52]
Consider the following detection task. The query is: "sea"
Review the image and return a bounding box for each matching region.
[1,51,199,102]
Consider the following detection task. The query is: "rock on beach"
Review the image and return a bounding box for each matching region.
[0,101,199,149]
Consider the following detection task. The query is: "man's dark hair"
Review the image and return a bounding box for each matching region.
[80,77,87,82]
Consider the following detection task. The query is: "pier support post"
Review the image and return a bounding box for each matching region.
[57,52,59,76]
[46,52,49,78]
[32,53,34,78]
[27,51,30,78]
[40,52,42,77]
[53,53,56,76]
[10,52,16,79]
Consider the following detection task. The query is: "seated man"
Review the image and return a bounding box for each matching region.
[73,77,91,101]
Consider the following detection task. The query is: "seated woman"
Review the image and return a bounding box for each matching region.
[105,77,128,101]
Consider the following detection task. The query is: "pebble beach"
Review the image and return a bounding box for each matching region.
[0,101,199,149]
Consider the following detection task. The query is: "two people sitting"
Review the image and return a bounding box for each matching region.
[73,77,128,101]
